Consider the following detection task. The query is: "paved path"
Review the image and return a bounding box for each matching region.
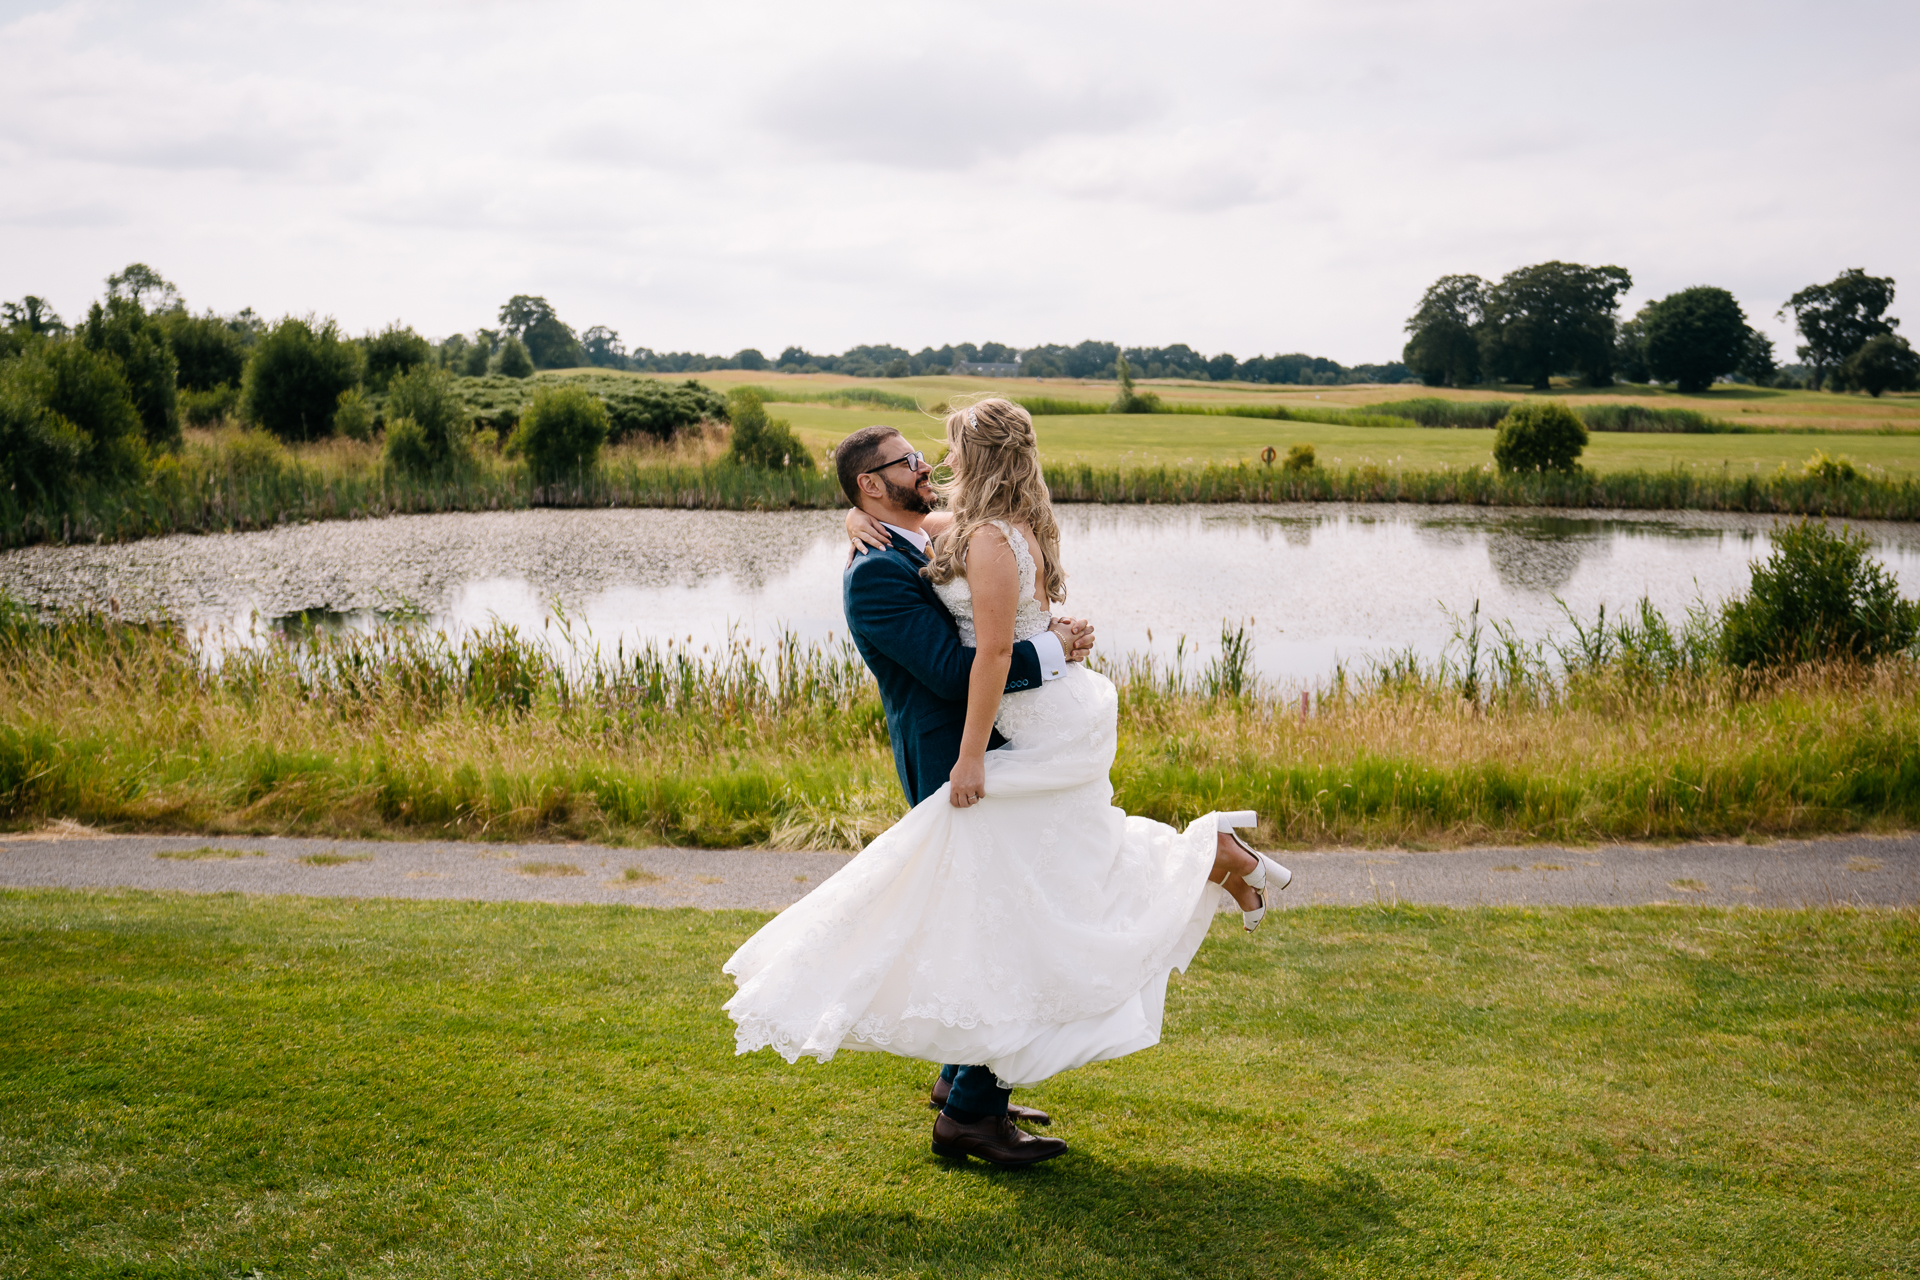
[3,830,1916,910]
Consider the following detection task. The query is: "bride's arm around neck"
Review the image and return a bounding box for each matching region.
[946,522,1020,808]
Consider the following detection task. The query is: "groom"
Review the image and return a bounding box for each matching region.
[836,425,1092,1168]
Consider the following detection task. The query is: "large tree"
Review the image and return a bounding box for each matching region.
[1402,273,1486,387]
[1641,286,1754,393]
[105,263,180,311]
[581,326,627,368]
[79,297,180,449]
[1478,261,1633,389]
[2,296,66,336]
[161,311,251,391]
[498,295,585,369]
[241,316,362,441]
[1778,268,1898,390]
[1838,334,1920,398]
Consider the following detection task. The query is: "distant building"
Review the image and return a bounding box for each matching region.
[951,359,1022,377]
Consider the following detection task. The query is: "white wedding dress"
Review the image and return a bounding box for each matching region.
[723,522,1231,1087]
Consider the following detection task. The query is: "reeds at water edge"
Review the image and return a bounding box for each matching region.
[8,435,1920,550]
[4,598,1916,852]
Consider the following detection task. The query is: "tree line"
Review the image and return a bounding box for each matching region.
[1402,262,1919,397]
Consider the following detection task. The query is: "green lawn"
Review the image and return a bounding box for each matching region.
[4,890,1914,1277]
[774,403,1920,477]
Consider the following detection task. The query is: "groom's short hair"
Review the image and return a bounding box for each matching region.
[834,426,903,507]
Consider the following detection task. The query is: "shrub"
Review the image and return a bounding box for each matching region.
[1492,400,1587,473]
[363,323,433,391]
[382,365,469,476]
[726,388,814,470]
[332,387,374,442]
[161,311,251,392]
[1802,450,1859,483]
[0,358,86,502]
[0,340,146,495]
[462,335,493,377]
[179,383,240,428]
[211,425,290,481]
[508,384,609,486]
[496,336,535,379]
[1721,520,1918,668]
[1838,334,1920,398]
[1282,443,1316,472]
[602,378,727,443]
[79,297,179,450]
[1109,353,1163,413]
[242,316,362,441]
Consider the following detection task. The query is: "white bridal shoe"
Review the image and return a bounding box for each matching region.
[1214,811,1292,932]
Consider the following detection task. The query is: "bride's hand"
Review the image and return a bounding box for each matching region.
[949,754,986,808]
[844,507,893,565]
[1049,616,1096,663]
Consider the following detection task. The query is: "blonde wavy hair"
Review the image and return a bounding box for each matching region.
[922,396,1067,602]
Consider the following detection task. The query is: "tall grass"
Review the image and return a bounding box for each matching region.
[8,421,1920,551]
[0,428,843,548]
[1016,395,1417,429]
[4,596,1917,850]
[1041,459,1920,518]
[741,385,927,412]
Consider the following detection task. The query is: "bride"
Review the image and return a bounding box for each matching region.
[722,396,1290,1166]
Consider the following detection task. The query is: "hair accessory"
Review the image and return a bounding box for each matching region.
[964,409,979,432]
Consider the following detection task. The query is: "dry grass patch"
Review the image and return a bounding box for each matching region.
[516,861,582,877]
[299,852,371,867]
[156,847,265,860]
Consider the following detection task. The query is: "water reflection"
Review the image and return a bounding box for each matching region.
[3,504,1917,685]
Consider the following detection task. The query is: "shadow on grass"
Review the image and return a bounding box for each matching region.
[778,1159,1396,1278]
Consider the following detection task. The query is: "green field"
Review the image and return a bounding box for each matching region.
[771,403,1920,477]
[3,890,1913,1278]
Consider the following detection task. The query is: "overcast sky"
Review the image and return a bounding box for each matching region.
[3,0,1914,364]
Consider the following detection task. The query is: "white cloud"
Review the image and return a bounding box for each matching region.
[1,0,1914,361]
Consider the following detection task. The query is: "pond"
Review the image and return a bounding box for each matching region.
[7,505,1920,685]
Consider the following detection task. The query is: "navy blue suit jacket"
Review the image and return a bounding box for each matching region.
[844,530,1043,806]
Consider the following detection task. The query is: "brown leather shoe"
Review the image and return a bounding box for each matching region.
[928,1076,1051,1125]
[931,1111,1068,1167]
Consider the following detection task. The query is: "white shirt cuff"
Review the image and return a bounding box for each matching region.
[1032,629,1069,681]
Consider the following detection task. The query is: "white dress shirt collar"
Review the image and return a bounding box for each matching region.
[882,521,930,554]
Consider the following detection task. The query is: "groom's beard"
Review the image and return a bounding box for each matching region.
[884,474,933,515]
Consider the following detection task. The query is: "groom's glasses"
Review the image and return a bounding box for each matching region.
[862,450,928,477]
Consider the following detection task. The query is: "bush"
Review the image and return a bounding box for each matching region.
[1838,334,1920,398]
[179,383,239,428]
[462,335,493,377]
[1282,443,1316,472]
[382,365,469,476]
[79,297,179,450]
[602,378,728,443]
[332,387,374,442]
[1721,520,1918,668]
[161,311,251,392]
[1802,450,1858,483]
[1492,400,1587,473]
[210,424,290,481]
[726,388,814,470]
[0,340,146,496]
[509,384,609,485]
[242,316,362,441]
[363,323,434,391]
[496,336,535,379]
[0,357,86,502]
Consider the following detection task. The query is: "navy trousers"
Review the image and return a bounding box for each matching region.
[938,1062,1011,1118]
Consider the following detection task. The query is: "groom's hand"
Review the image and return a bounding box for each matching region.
[1050,616,1096,663]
